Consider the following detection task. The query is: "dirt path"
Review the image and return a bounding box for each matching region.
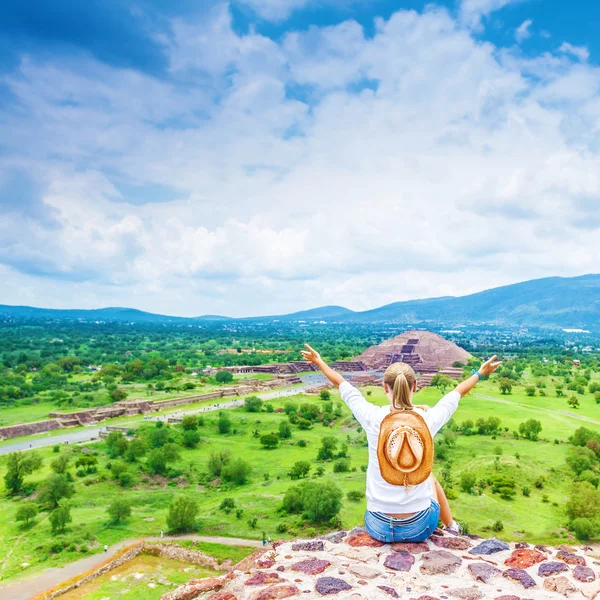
[472,394,600,426]
[0,535,263,600]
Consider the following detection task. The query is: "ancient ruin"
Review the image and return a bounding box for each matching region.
[159,527,600,600]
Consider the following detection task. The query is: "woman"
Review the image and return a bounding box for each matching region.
[301,344,501,543]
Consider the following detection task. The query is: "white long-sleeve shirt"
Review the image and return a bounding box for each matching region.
[339,381,461,514]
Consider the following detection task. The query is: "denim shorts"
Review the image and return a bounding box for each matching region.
[364,499,440,543]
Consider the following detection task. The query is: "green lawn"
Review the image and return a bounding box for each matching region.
[0,379,598,585]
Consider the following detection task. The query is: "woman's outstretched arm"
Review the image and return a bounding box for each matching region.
[455,355,502,397]
[301,344,345,387]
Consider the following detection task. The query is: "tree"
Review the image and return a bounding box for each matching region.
[148,443,180,475]
[260,433,279,449]
[182,415,198,431]
[215,371,234,384]
[303,482,343,523]
[297,418,312,430]
[460,472,477,494]
[49,504,72,534]
[222,458,252,485]
[568,395,580,409]
[571,518,599,541]
[109,387,128,402]
[208,450,231,477]
[182,429,201,448]
[244,396,263,413]
[556,385,565,397]
[107,499,132,524]
[75,455,98,473]
[289,461,311,480]
[15,503,38,527]
[220,498,236,513]
[51,453,71,474]
[519,419,542,441]
[284,402,297,416]
[4,452,43,495]
[430,374,455,394]
[38,473,74,509]
[106,431,128,457]
[124,438,147,462]
[279,421,292,439]
[525,386,536,397]
[565,482,600,520]
[571,427,599,447]
[566,453,592,476]
[167,497,199,533]
[319,389,331,401]
[499,378,512,395]
[218,412,231,434]
[317,436,338,460]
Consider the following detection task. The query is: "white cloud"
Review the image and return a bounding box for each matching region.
[559,42,590,62]
[236,0,315,22]
[459,0,521,31]
[515,19,532,43]
[2,3,600,316]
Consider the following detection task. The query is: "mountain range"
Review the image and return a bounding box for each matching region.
[1,274,599,330]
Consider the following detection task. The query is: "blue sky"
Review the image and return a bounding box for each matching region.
[1,0,599,317]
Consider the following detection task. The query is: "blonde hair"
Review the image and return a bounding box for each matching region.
[383,362,416,410]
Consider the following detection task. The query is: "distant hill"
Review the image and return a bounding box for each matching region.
[1,274,598,329]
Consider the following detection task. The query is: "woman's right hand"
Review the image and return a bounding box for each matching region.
[479,355,502,377]
[301,344,322,365]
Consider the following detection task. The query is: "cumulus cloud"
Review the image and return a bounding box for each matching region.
[459,0,522,30]
[1,2,600,316]
[515,19,532,43]
[559,42,590,62]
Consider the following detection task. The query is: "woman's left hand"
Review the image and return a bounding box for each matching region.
[301,344,322,365]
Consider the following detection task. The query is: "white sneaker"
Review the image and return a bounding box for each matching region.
[445,521,463,535]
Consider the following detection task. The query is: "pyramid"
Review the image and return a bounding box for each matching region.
[354,330,471,371]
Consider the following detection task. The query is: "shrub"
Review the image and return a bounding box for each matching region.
[276,523,288,534]
[565,482,600,520]
[319,390,331,401]
[107,499,131,524]
[297,440,307,448]
[49,504,72,534]
[347,490,364,502]
[297,418,312,430]
[542,494,549,503]
[167,497,199,533]
[315,466,325,477]
[460,472,476,494]
[571,518,599,541]
[182,415,198,431]
[220,498,236,513]
[279,421,292,439]
[333,459,351,473]
[222,458,252,485]
[260,433,279,449]
[244,396,263,413]
[236,509,244,519]
[491,520,504,532]
[218,412,231,434]
[208,450,232,477]
[522,486,530,497]
[289,461,311,480]
[247,517,258,529]
[182,429,201,449]
[15,503,38,527]
[317,436,338,461]
[519,419,542,441]
[215,371,234,384]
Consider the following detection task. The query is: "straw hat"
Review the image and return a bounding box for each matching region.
[377,409,433,487]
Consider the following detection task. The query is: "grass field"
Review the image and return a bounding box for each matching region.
[0,372,598,585]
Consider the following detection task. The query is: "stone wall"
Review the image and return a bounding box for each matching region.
[0,418,63,441]
[34,542,225,600]
[162,529,600,600]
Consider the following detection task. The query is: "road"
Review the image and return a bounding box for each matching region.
[0,373,331,455]
[0,535,263,600]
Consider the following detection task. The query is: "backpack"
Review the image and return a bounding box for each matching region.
[377,405,433,487]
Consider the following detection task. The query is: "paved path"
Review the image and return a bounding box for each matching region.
[473,394,600,426]
[0,374,332,456]
[0,535,263,600]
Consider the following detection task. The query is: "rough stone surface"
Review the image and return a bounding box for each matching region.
[515,542,530,549]
[319,532,347,544]
[556,550,586,566]
[543,576,578,597]
[245,572,283,586]
[292,542,325,553]
[377,585,399,598]
[431,536,472,551]
[383,551,415,572]
[467,562,501,583]
[504,549,547,569]
[469,538,510,555]
[291,558,331,575]
[345,533,385,548]
[315,577,353,595]
[538,562,570,577]
[253,585,300,600]
[390,541,430,554]
[420,550,462,575]
[447,587,483,600]
[573,566,596,583]
[163,532,595,600]
[502,568,536,589]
